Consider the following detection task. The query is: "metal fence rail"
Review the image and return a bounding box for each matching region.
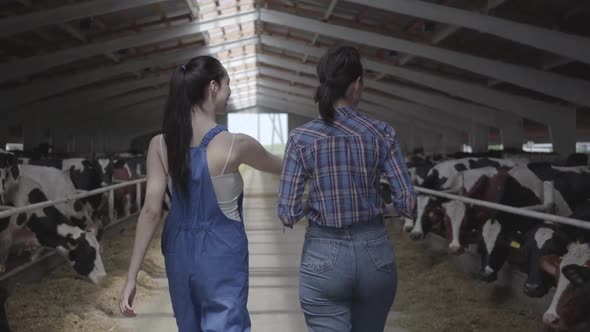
[0,178,146,219]
[0,178,147,286]
[415,185,590,231]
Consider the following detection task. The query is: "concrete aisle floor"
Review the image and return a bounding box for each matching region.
[116,170,406,332]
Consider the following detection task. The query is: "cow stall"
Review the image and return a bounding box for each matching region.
[398,179,590,332]
[0,158,149,332]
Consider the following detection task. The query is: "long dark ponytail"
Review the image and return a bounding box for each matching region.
[162,56,226,197]
[314,46,363,121]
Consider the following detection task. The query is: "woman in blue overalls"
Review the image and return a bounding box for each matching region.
[119,56,283,331]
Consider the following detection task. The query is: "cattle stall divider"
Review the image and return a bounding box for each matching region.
[415,181,590,230]
[0,178,147,290]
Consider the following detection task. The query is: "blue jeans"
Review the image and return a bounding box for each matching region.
[299,221,398,332]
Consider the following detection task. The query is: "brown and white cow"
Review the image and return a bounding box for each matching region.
[0,175,106,284]
[111,159,136,219]
[540,243,590,331]
[406,158,516,241]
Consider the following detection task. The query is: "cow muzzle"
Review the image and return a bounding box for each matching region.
[448,243,464,256]
[543,312,561,329]
[409,230,424,241]
[479,266,498,282]
[89,271,107,285]
[523,283,548,298]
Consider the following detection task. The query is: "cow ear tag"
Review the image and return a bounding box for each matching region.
[510,241,521,249]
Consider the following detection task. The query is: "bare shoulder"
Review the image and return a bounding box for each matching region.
[232,133,266,158]
[148,134,166,157]
[233,133,260,150]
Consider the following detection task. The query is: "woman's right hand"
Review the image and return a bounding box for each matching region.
[119,279,137,317]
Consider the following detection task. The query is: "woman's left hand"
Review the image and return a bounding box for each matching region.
[119,279,137,317]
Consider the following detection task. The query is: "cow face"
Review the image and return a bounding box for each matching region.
[522,226,568,297]
[97,158,113,187]
[55,225,106,284]
[409,196,444,240]
[540,243,590,331]
[442,200,469,254]
[0,152,21,205]
[478,218,511,281]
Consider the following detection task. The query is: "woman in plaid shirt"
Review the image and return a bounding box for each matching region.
[278,46,417,332]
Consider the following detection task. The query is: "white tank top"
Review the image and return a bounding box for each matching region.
[160,134,243,221]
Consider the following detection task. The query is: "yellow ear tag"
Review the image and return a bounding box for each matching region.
[510,241,521,249]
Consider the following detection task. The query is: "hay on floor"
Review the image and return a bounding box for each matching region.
[6,217,167,332]
[387,221,543,332]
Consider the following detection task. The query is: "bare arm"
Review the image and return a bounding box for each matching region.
[236,133,283,175]
[120,135,168,316]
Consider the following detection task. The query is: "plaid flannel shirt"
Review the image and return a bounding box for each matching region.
[278,106,417,228]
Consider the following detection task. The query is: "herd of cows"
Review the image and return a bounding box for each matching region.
[0,148,152,332]
[380,151,590,331]
[0,147,589,331]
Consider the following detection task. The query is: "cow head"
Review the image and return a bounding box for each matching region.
[522,226,569,297]
[408,196,445,240]
[540,243,590,331]
[430,168,505,255]
[442,200,470,255]
[0,151,21,205]
[55,224,106,284]
[478,218,512,281]
[24,188,107,285]
[97,158,113,187]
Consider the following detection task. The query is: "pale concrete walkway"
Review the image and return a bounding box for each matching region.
[115,170,406,332]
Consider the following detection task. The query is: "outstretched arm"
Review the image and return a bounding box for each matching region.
[236,133,283,175]
[120,135,168,317]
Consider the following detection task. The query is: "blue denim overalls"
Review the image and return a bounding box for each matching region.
[161,125,250,332]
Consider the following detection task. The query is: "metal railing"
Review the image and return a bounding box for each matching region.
[0,178,146,220]
[0,177,147,284]
[415,182,590,231]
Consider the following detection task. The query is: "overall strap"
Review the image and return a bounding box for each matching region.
[199,125,227,149]
[220,134,236,176]
[159,134,169,176]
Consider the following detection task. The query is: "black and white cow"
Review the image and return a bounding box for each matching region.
[476,164,590,285]
[406,156,435,186]
[406,158,516,241]
[61,158,108,226]
[20,165,99,235]
[540,243,590,331]
[0,175,106,283]
[30,158,109,226]
[0,286,9,332]
[519,199,590,297]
